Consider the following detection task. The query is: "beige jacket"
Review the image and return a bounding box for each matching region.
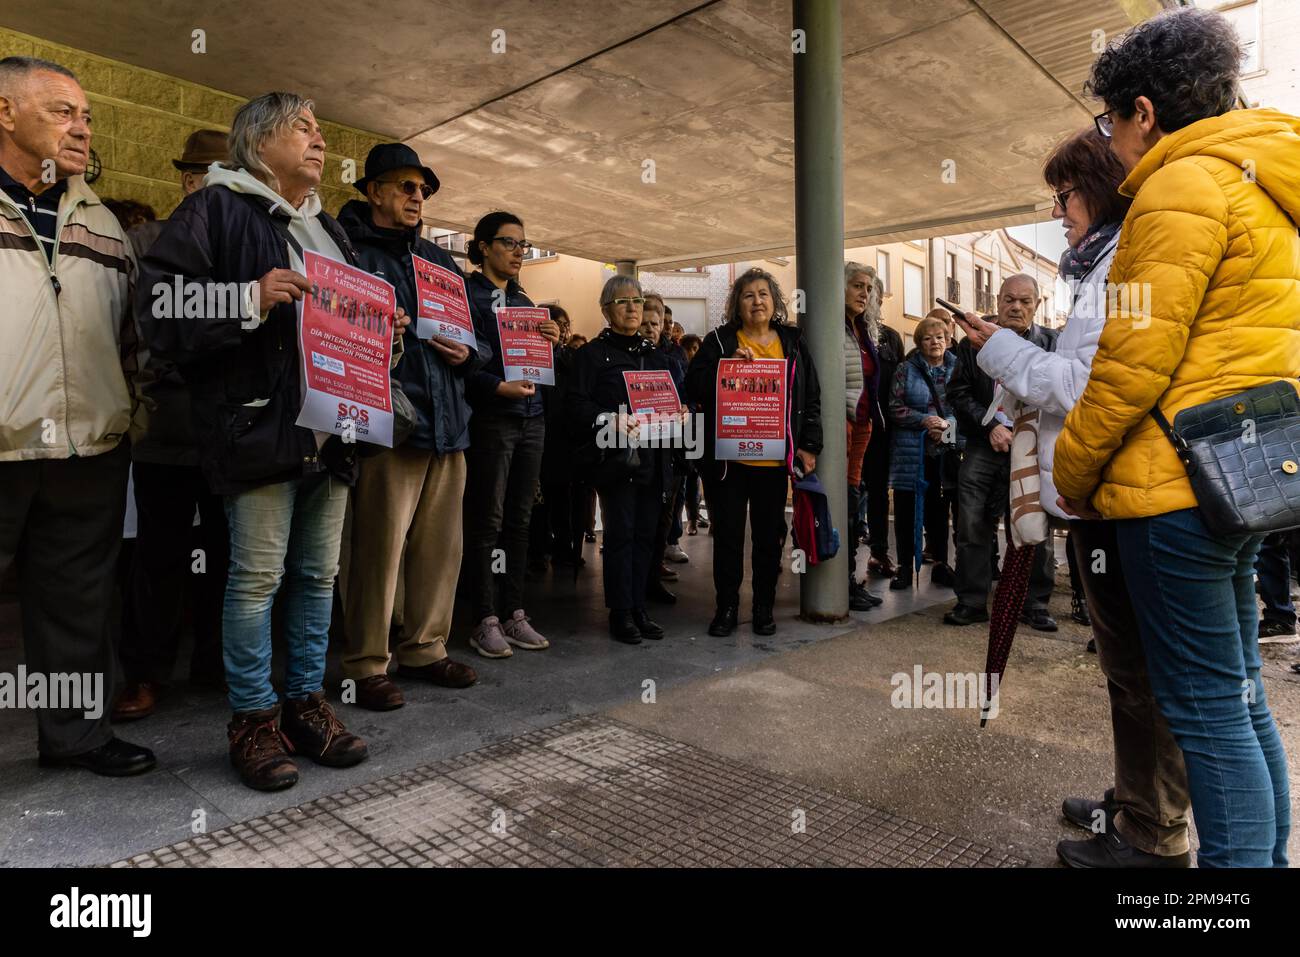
[0,173,137,461]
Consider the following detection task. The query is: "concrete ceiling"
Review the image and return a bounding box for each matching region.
[3,0,1164,267]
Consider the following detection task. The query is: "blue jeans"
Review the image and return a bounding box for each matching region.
[1117,508,1290,867]
[222,473,348,713]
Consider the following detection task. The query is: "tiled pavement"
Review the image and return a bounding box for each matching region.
[113,716,1024,868]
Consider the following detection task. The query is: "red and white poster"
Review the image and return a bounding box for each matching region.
[715,357,787,460]
[411,253,475,347]
[623,369,681,441]
[296,250,396,447]
[496,306,554,385]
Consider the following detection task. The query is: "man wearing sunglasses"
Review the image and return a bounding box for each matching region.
[335,143,491,711]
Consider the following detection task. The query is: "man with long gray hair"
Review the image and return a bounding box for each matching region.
[138,92,409,791]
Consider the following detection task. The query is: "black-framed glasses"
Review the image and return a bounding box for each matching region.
[379,178,434,199]
[1051,186,1077,209]
[612,297,646,307]
[1093,108,1114,138]
[492,236,534,253]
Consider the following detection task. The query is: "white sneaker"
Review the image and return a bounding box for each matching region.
[664,543,689,563]
[502,609,549,650]
[470,616,512,658]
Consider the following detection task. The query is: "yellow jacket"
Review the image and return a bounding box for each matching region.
[1054,108,1300,518]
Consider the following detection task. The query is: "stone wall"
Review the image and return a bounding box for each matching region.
[0,27,386,218]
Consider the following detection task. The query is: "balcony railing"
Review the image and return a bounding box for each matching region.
[975,289,995,314]
[945,277,960,305]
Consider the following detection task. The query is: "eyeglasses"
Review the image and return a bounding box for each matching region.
[1093,108,1114,138]
[492,237,534,253]
[1051,186,1077,210]
[612,297,645,308]
[379,179,434,199]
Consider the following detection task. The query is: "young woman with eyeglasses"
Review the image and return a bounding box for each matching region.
[461,211,561,659]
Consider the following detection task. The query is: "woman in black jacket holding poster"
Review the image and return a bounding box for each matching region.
[684,267,822,638]
[566,275,680,644]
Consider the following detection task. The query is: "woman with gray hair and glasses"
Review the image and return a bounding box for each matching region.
[566,275,683,643]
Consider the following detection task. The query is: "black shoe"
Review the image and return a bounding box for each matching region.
[753,604,776,636]
[930,562,956,588]
[1062,787,1116,830]
[1021,609,1059,632]
[1071,594,1092,626]
[708,605,738,637]
[1057,830,1190,869]
[632,609,664,639]
[646,581,677,605]
[944,604,988,626]
[889,571,912,591]
[609,610,643,644]
[849,582,882,610]
[1259,618,1297,640]
[38,737,157,777]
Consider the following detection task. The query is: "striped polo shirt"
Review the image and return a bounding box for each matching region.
[0,164,67,264]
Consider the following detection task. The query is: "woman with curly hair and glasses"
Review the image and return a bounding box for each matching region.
[1053,7,1300,867]
[684,268,822,638]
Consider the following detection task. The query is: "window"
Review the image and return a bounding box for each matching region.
[876,251,890,293]
[946,251,957,279]
[903,261,925,318]
[1219,1,1260,73]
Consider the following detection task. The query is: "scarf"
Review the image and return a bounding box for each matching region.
[1058,219,1121,284]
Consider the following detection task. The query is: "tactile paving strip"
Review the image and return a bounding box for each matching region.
[113,717,1024,868]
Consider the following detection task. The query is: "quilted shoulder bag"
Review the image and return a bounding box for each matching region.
[1151,379,1300,536]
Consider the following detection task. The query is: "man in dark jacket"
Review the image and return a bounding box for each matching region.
[944,274,1059,628]
[336,143,489,711]
[138,93,407,791]
[116,128,229,722]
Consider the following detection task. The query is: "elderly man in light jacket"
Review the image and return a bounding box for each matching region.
[0,56,155,776]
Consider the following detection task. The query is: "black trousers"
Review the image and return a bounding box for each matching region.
[121,461,228,686]
[704,464,789,609]
[598,479,662,611]
[463,413,545,620]
[954,442,1053,612]
[0,443,129,757]
[862,422,892,556]
[893,454,951,573]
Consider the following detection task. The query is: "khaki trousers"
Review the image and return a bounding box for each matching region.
[343,446,466,679]
[1072,519,1191,856]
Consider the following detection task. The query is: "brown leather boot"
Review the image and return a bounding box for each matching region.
[228,707,299,791]
[353,674,405,711]
[281,691,369,767]
[113,682,160,722]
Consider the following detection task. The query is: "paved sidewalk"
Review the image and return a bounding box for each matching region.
[114,716,1022,868]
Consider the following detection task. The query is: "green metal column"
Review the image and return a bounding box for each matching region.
[793,0,848,621]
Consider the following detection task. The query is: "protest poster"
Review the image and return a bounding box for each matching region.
[410,253,475,346]
[714,357,787,460]
[297,250,396,447]
[622,369,682,441]
[496,306,555,385]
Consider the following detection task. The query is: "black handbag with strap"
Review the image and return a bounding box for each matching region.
[1151,379,1300,536]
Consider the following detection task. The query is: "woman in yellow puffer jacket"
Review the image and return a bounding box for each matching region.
[1054,7,1299,868]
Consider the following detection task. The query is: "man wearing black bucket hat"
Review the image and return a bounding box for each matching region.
[337,142,489,711]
